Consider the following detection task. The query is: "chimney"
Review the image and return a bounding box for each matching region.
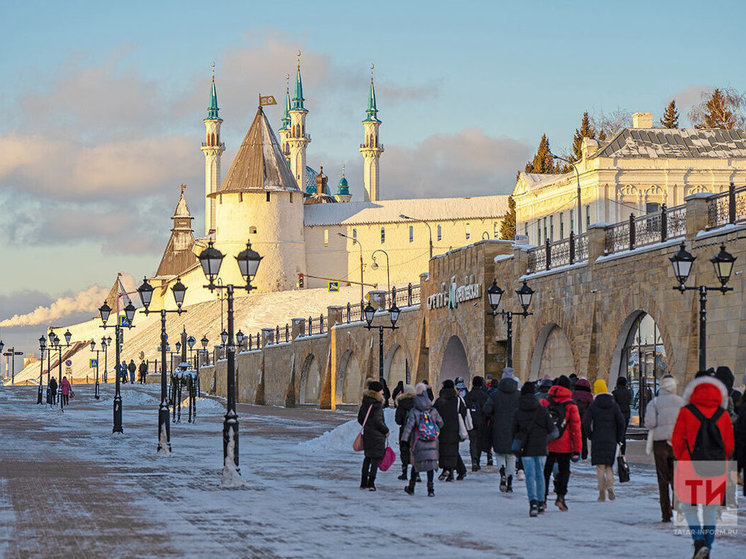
[632,112,653,129]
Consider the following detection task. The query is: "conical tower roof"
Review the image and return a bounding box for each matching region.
[215,107,300,194]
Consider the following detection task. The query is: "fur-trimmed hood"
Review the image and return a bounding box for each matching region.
[682,376,728,408]
[395,391,416,405]
[363,389,384,403]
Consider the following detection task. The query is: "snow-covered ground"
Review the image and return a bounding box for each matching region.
[0,384,742,558]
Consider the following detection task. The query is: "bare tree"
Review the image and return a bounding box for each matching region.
[591,108,632,140]
[688,88,746,129]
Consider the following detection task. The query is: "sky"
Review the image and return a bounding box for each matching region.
[1,0,746,357]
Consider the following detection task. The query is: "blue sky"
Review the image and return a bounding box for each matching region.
[1,0,745,355]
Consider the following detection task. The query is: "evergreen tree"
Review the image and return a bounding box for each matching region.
[524,134,558,174]
[690,88,745,129]
[499,195,516,240]
[570,112,595,162]
[660,99,679,128]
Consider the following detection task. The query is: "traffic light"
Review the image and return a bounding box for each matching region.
[298,273,304,288]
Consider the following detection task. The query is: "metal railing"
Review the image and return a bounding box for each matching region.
[707,183,746,228]
[605,203,686,255]
[527,232,588,273]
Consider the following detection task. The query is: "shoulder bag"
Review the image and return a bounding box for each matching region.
[353,405,373,452]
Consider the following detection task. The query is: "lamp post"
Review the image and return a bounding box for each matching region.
[371,249,391,294]
[550,153,582,235]
[2,345,24,386]
[486,279,535,368]
[200,335,209,367]
[137,276,187,454]
[102,336,111,383]
[48,330,72,411]
[187,335,196,368]
[400,214,433,259]
[89,340,104,399]
[197,240,262,478]
[363,288,401,383]
[670,242,735,372]
[97,300,136,433]
[338,233,364,304]
[37,336,46,404]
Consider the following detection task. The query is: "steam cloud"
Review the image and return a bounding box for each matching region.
[0,284,109,327]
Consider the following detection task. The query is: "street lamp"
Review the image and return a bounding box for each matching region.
[197,239,262,480]
[400,214,433,259]
[37,336,46,404]
[338,232,365,304]
[97,299,136,433]
[236,330,245,351]
[670,242,735,371]
[102,336,112,383]
[138,275,187,454]
[200,335,209,367]
[550,153,582,235]
[187,335,196,368]
[47,330,72,411]
[363,287,401,383]
[89,339,103,399]
[486,279,535,368]
[371,249,391,294]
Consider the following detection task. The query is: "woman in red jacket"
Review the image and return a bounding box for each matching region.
[672,374,734,559]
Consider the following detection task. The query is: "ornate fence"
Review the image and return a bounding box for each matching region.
[707,183,746,228]
[527,232,589,274]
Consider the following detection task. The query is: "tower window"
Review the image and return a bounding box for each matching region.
[524,223,528,238]
[352,228,357,241]
[381,227,385,244]
[324,229,329,246]
[249,226,257,234]
[549,215,554,242]
[465,222,470,240]
[586,204,591,229]
[560,215,564,239]
[266,192,271,202]
[437,224,442,241]
[570,211,574,234]
[409,225,414,243]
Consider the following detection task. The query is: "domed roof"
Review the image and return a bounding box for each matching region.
[305,166,318,194]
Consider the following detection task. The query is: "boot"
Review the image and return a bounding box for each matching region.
[506,475,513,493]
[427,481,435,497]
[404,478,415,495]
[360,471,368,490]
[486,454,493,466]
[398,464,408,481]
[438,470,447,481]
[529,500,538,517]
[555,495,568,511]
[416,473,422,483]
[537,501,545,515]
[499,474,507,492]
[693,539,709,559]
[445,470,454,482]
[368,472,377,492]
[471,458,480,472]
[456,471,467,481]
[597,489,606,502]
[607,487,615,501]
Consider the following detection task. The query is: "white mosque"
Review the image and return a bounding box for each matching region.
[148,58,510,310]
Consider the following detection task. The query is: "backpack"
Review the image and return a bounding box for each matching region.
[547,396,570,439]
[417,410,440,441]
[684,404,727,476]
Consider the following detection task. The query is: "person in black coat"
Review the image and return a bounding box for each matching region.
[483,376,520,492]
[512,382,554,516]
[735,393,746,497]
[357,381,389,491]
[612,376,632,454]
[391,381,404,405]
[583,379,625,502]
[394,384,416,480]
[48,377,58,405]
[434,379,467,481]
[381,378,391,408]
[465,376,490,471]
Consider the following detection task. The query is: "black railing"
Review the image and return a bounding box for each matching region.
[526,232,588,273]
[605,203,687,255]
[707,183,746,228]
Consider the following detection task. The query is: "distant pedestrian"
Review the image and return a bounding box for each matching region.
[465,376,490,471]
[612,376,632,455]
[512,382,554,517]
[357,380,389,491]
[644,374,684,522]
[434,379,467,481]
[48,377,58,405]
[455,376,467,398]
[381,378,391,408]
[128,360,136,384]
[583,379,625,502]
[735,392,746,496]
[395,384,417,481]
[391,380,404,405]
[672,375,734,558]
[402,383,444,497]
[536,377,552,405]
[573,378,594,460]
[119,361,128,383]
[138,360,148,384]
[420,379,434,401]
[484,374,520,492]
[60,376,71,406]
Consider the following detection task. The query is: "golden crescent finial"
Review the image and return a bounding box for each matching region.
[297,50,302,70]
[286,73,290,92]
[211,62,215,80]
[370,63,374,82]
[342,164,346,178]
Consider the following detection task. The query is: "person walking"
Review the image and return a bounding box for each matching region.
[402,383,444,497]
[138,360,148,384]
[395,384,417,481]
[573,378,594,460]
[60,376,71,407]
[672,374,734,558]
[512,382,554,517]
[612,376,632,455]
[644,374,684,521]
[583,379,625,502]
[455,377,467,399]
[434,379,467,481]
[48,377,58,405]
[542,375,582,511]
[465,376,490,471]
[484,372,520,492]
[118,361,128,384]
[391,380,404,405]
[128,359,136,384]
[735,391,746,496]
[357,380,389,491]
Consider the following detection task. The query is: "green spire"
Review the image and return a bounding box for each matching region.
[291,52,305,111]
[363,65,380,123]
[280,75,291,131]
[206,65,221,121]
[337,166,350,196]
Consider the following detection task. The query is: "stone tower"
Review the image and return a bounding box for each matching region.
[287,54,311,190]
[201,66,225,236]
[360,67,383,202]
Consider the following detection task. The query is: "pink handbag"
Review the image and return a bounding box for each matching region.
[353,405,372,452]
[379,443,396,472]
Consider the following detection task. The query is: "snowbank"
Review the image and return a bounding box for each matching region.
[299,408,396,454]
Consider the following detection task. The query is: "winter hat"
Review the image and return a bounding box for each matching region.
[539,378,553,390]
[472,376,484,387]
[557,375,572,389]
[593,379,609,394]
[402,384,416,396]
[616,376,627,387]
[542,374,552,381]
[714,366,734,393]
[502,367,515,379]
[455,376,465,385]
[521,382,535,396]
[660,375,677,394]
[368,381,383,392]
[442,379,455,389]
[364,377,375,389]
[415,382,429,395]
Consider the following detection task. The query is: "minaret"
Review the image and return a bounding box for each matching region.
[335,166,352,203]
[201,65,225,236]
[278,74,292,162]
[287,52,311,190]
[360,65,383,202]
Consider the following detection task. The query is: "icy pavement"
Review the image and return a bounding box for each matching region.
[0,385,743,558]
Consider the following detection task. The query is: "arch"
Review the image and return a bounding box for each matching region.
[439,335,470,384]
[384,344,409,387]
[337,349,363,404]
[686,185,710,196]
[299,353,321,405]
[528,323,574,381]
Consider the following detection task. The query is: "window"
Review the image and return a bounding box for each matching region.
[381,227,385,244]
[290,193,293,203]
[249,226,257,234]
[538,222,542,244]
[586,204,591,229]
[409,225,414,243]
[560,215,564,239]
[543,217,548,244]
[646,202,661,214]
[465,222,471,240]
[549,215,554,242]
[324,229,329,246]
[352,228,357,241]
[524,223,528,238]
[266,192,271,202]
[437,224,442,241]
[570,211,574,234]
